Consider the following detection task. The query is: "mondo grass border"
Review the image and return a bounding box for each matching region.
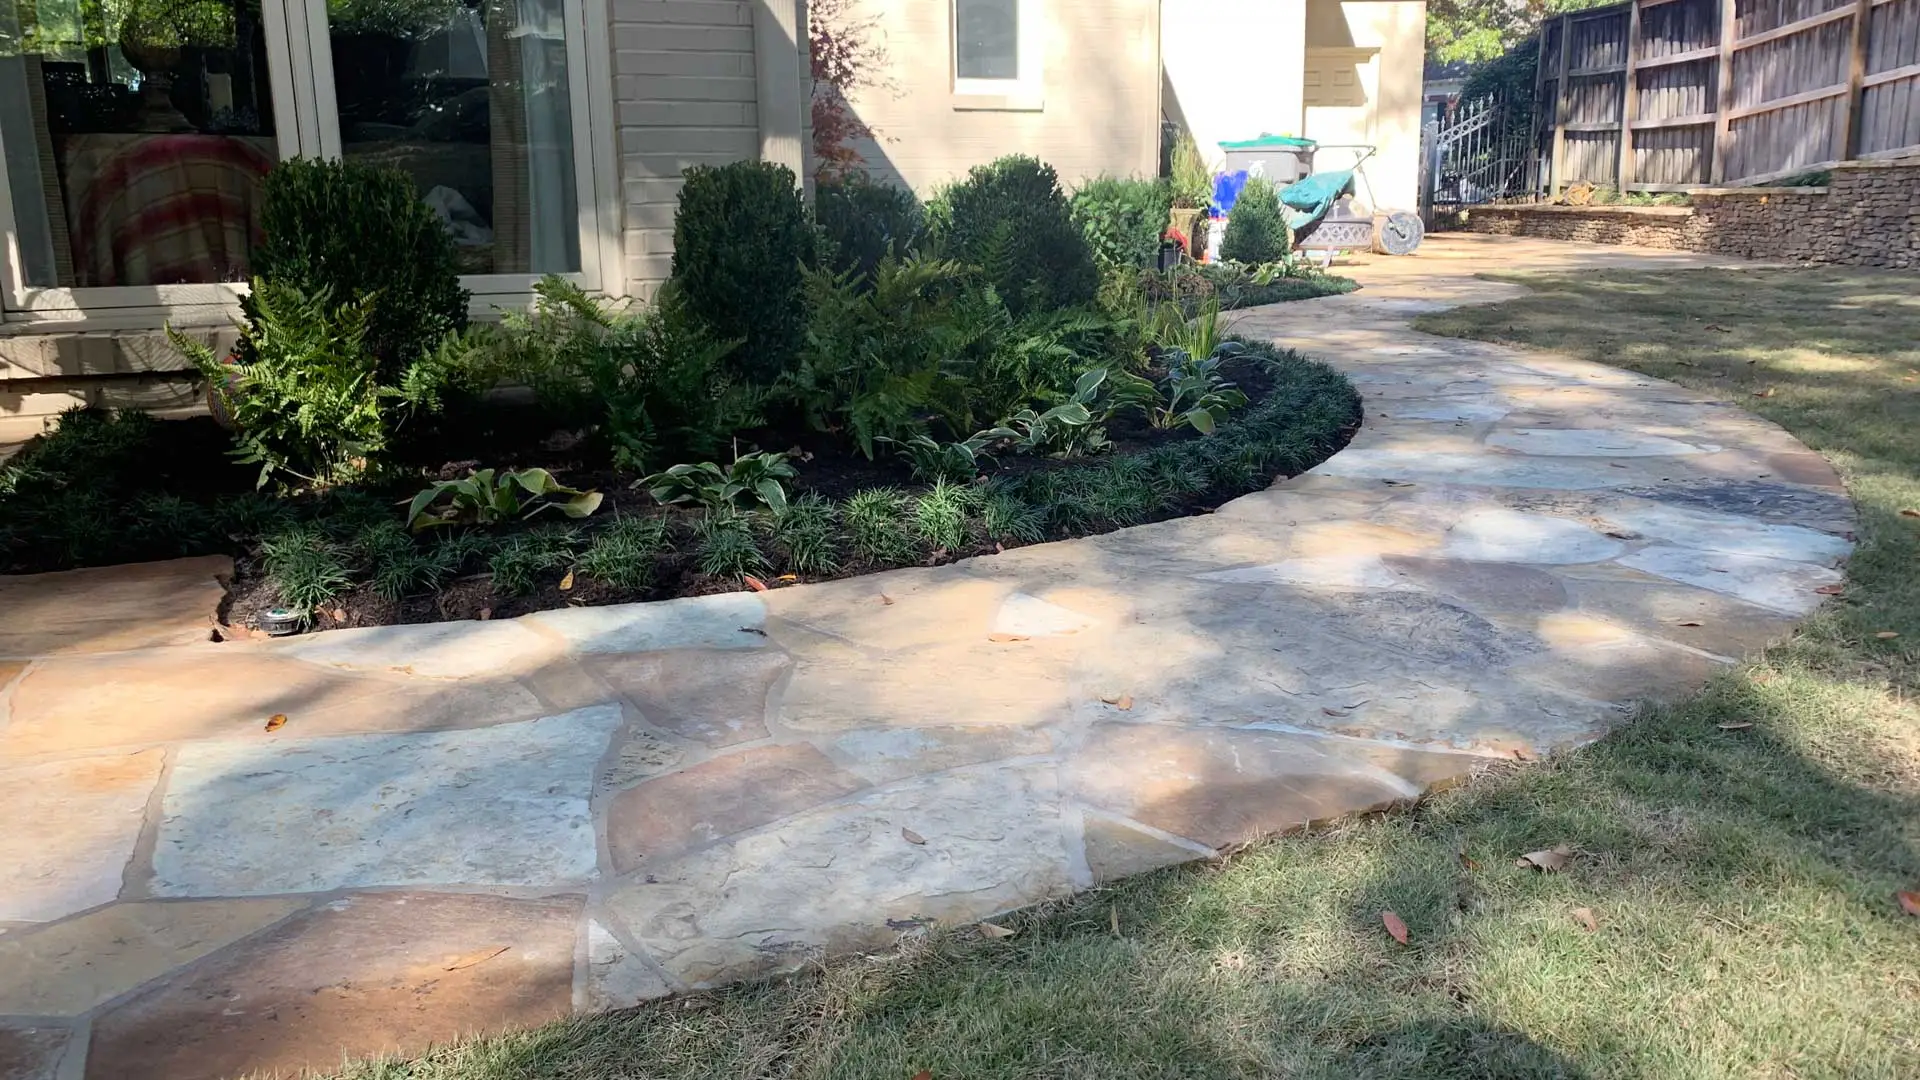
[260,341,1361,613]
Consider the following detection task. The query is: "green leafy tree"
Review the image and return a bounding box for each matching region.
[1428,0,1619,65]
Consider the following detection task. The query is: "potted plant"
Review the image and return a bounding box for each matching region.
[1167,130,1212,244]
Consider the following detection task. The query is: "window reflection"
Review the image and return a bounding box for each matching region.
[329,0,580,275]
[0,0,276,287]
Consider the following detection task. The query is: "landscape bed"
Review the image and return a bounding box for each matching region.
[0,155,1361,634]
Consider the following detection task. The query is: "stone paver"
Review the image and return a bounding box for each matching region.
[0,752,163,922]
[0,237,1856,1078]
[0,556,230,658]
[606,743,869,868]
[586,648,786,746]
[152,707,621,896]
[83,893,577,1080]
[0,1027,69,1080]
[0,900,303,1015]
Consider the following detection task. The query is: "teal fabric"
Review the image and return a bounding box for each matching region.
[1278,169,1355,232]
[1218,134,1317,150]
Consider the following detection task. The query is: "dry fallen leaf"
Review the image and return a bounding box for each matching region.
[478,607,492,621]
[1815,584,1845,595]
[879,593,895,606]
[987,633,1031,643]
[977,921,1016,940]
[901,827,926,845]
[1517,845,1573,872]
[995,542,1006,554]
[1572,907,1599,932]
[558,569,575,592]
[1110,904,1121,936]
[1875,631,1900,640]
[1753,388,1776,398]
[742,575,769,593]
[1900,509,1920,518]
[1898,891,1920,917]
[1098,694,1135,711]
[1717,721,1754,731]
[330,607,348,621]
[1381,910,1409,945]
[443,945,508,971]
[264,713,288,733]
[911,1072,933,1080]
[1457,850,1480,871]
[777,574,798,582]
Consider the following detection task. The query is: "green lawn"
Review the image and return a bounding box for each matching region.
[326,268,1920,1080]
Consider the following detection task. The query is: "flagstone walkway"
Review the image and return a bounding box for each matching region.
[0,236,1854,1080]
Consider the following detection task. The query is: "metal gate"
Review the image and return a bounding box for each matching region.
[1420,91,1541,218]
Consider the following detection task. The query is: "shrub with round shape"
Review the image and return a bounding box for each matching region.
[928,155,1098,318]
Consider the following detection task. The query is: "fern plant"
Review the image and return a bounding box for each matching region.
[175,279,447,488]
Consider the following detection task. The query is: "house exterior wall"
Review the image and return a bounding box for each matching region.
[610,0,766,295]
[1162,0,1308,172]
[1301,0,1424,214]
[835,0,1162,193]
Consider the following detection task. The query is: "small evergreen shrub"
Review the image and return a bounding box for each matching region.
[671,162,816,382]
[1070,176,1173,269]
[927,155,1098,318]
[1220,177,1291,264]
[815,173,924,283]
[251,157,469,373]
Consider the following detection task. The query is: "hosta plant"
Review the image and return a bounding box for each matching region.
[406,469,603,530]
[642,451,796,513]
[1151,343,1249,434]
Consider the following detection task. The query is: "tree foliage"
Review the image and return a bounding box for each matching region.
[810,0,890,178]
[1427,0,1617,65]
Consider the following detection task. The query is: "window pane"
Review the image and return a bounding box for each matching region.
[327,0,580,275]
[0,0,277,287]
[955,0,1017,81]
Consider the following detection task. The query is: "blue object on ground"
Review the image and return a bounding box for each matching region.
[1211,170,1249,217]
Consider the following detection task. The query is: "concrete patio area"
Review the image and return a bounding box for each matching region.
[0,236,1854,1080]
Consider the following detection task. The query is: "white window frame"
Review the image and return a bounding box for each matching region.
[0,0,623,328]
[951,0,1043,109]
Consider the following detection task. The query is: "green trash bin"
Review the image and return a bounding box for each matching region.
[1217,134,1317,185]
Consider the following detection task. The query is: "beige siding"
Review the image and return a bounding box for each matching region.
[1163,0,1308,170]
[835,0,1161,193]
[1302,0,1425,213]
[610,0,764,294]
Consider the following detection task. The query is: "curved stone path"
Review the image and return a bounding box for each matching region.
[0,237,1854,1080]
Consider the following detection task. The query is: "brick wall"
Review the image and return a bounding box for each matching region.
[1463,159,1920,269]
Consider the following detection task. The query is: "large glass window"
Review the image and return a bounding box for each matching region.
[0,0,279,287]
[0,0,604,314]
[326,0,579,276]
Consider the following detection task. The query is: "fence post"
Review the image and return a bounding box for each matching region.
[1617,0,1642,189]
[1533,29,1551,197]
[1711,0,1738,183]
[1551,14,1573,196]
[1842,0,1874,158]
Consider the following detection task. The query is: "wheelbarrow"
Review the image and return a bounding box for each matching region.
[1278,145,1423,264]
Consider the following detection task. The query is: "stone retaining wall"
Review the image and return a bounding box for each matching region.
[1464,158,1920,270]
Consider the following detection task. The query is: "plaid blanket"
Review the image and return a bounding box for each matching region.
[66,133,274,287]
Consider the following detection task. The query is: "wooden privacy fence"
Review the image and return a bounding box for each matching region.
[1538,0,1920,191]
